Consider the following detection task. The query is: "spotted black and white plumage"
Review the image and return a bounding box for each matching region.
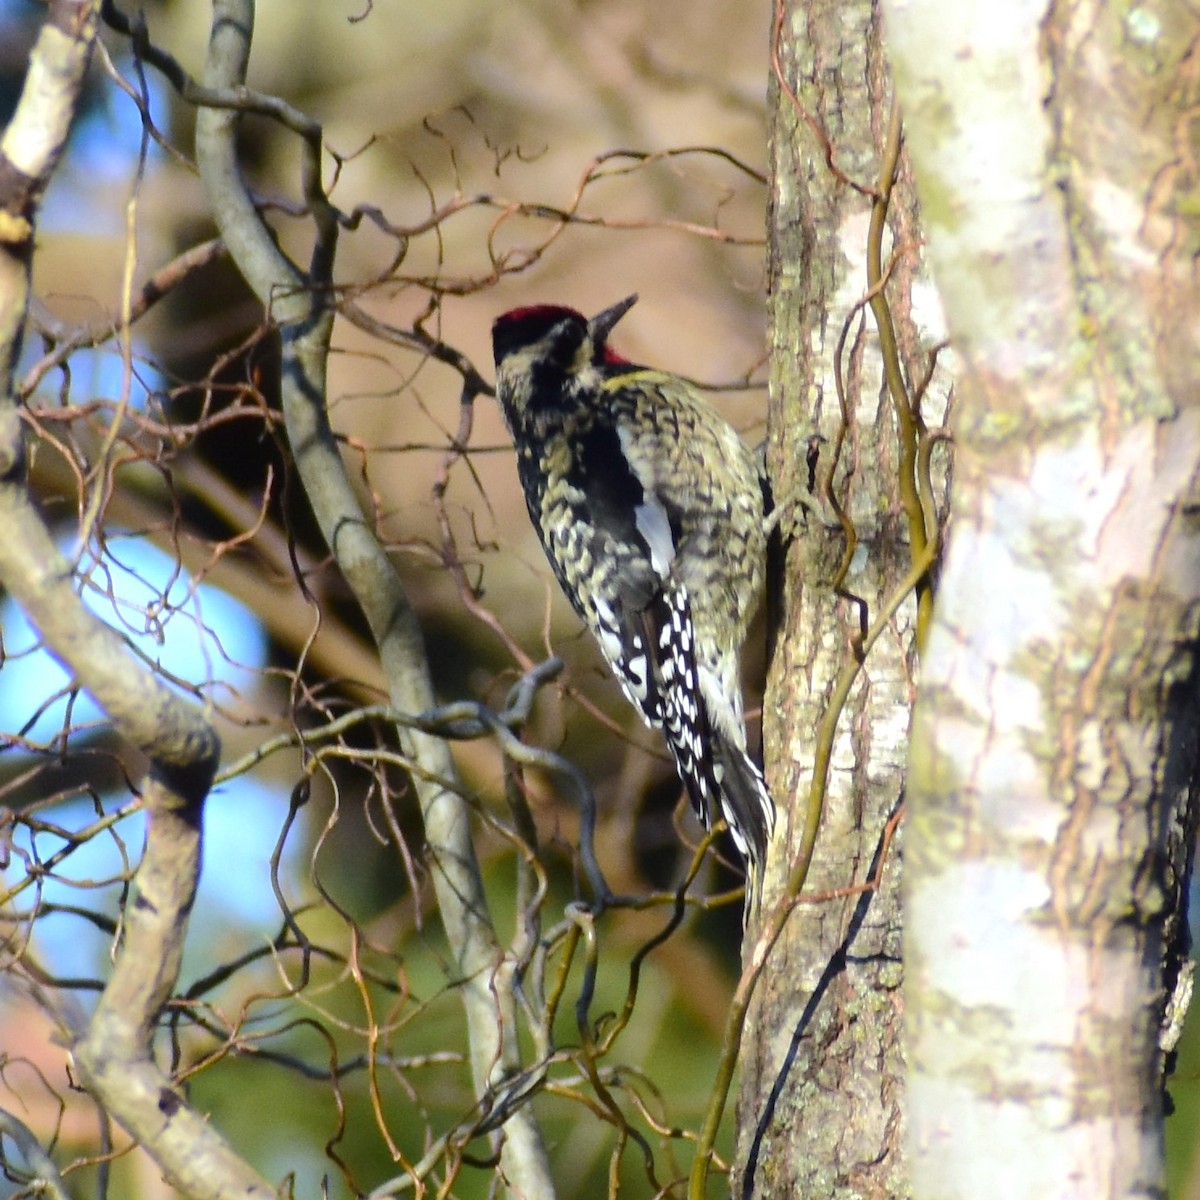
[491,294,775,890]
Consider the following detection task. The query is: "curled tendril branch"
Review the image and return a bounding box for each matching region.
[0,5,784,1196]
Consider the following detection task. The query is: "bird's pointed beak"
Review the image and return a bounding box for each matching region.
[588,294,638,343]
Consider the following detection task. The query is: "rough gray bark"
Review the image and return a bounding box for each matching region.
[733,1,948,1195]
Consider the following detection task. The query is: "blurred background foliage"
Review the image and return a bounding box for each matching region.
[0,0,775,1196]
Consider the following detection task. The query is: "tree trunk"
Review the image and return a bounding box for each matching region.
[738,1,947,1194]
[886,1,1200,1197]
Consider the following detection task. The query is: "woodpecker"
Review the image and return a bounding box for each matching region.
[491,294,775,888]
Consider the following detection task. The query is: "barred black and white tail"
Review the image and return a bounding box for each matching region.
[649,587,775,878]
[710,731,774,875]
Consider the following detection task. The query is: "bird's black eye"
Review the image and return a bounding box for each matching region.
[544,321,586,370]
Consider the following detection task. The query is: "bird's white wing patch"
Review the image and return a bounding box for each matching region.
[633,497,675,576]
[618,425,676,577]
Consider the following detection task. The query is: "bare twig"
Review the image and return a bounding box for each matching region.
[191,3,555,1195]
[0,5,275,1199]
[0,1107,72,1200]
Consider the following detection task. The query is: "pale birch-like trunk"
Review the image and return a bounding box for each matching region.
[886,2,1200,1197]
